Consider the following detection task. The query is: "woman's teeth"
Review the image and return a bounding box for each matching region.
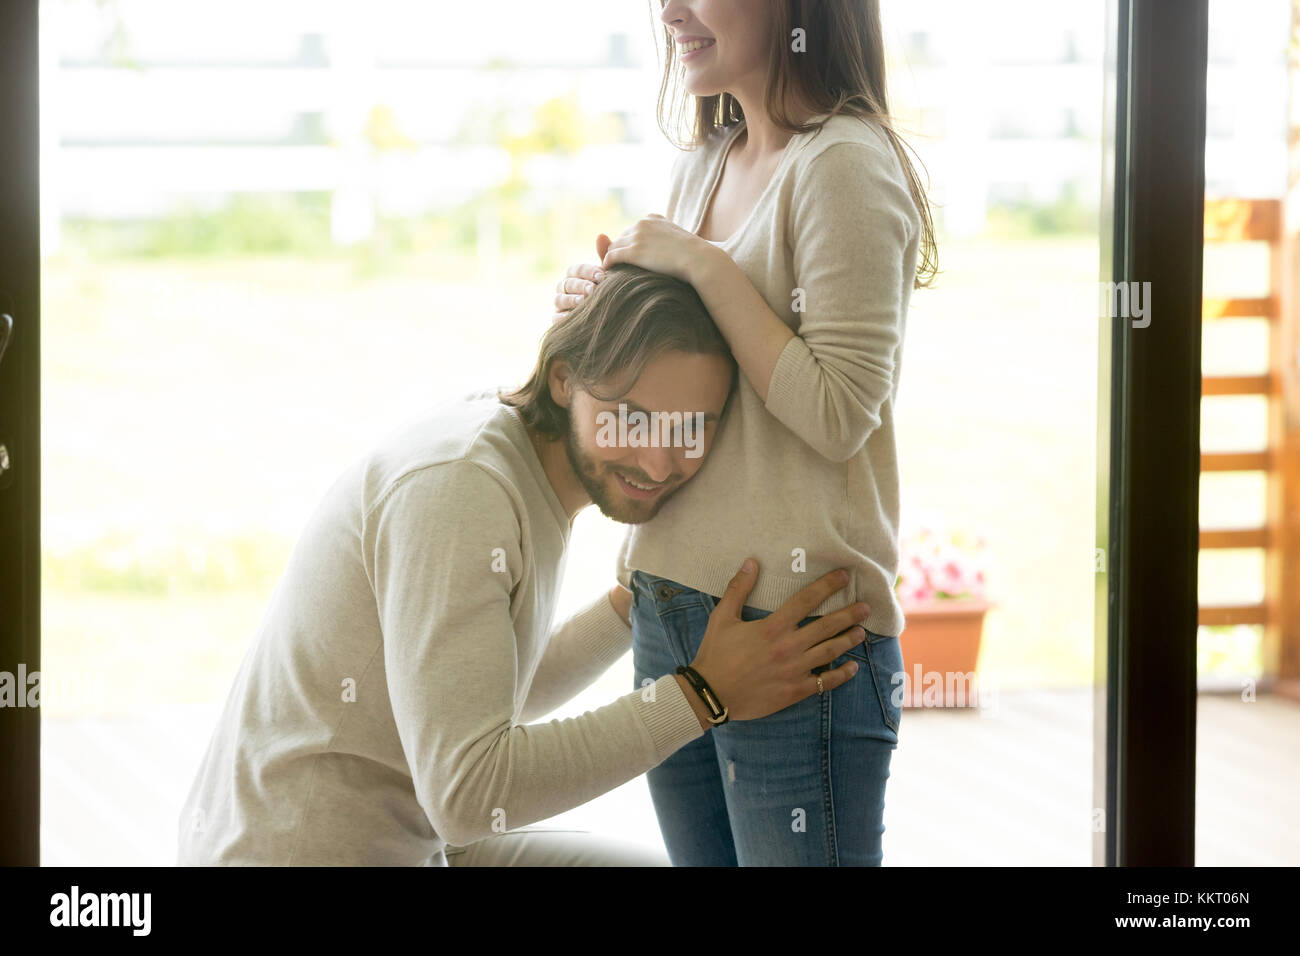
[681,39,715,53]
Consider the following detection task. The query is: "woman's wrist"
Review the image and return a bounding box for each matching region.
[684,239,729,292]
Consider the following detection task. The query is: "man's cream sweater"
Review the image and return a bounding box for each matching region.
[178,392,704,866]
[617,111,921,638]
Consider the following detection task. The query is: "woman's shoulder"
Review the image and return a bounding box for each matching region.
[784,113,919,236]
[796,111,895,164]
[787,112,911,200]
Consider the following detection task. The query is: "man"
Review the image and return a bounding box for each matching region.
[178,265,868,866]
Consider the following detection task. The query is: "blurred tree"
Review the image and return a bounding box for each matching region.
[363,104,419,152]
[89,0,142,70]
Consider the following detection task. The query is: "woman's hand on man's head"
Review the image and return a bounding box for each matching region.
[551,233,612,325]
[599,214,715,287]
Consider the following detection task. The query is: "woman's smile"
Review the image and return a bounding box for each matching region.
[679,37,716,61]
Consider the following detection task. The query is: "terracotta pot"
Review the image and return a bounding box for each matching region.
[897,598,992,708]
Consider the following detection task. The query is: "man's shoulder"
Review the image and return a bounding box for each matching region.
[359,388,526,516]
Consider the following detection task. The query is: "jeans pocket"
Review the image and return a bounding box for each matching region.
[631,573,708,670]
[865,634,904,736]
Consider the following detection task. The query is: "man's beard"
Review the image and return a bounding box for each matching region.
[562,413,677,525]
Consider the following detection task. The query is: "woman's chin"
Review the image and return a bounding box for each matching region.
[682,77,726,99]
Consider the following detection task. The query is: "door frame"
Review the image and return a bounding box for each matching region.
[0,0,42,867]
[1095,0,1208,865]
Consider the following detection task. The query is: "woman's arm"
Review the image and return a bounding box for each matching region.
[685,244,793,403]
[692,140,919,463]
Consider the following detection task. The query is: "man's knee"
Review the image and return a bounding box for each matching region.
[445,828,670,866]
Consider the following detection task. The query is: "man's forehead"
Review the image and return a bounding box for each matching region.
[609,396,721,423]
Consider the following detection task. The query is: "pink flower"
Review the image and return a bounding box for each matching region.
[930,545,965,595]
[895,513,991,602]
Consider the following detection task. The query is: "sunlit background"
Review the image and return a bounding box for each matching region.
[36,0,1298,865]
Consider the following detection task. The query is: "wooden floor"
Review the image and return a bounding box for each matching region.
[39,688,1300,866]
[885,688,1300,865]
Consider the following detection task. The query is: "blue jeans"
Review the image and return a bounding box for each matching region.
[630,570,903,866]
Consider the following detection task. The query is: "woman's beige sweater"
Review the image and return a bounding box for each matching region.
[617,111,922,638]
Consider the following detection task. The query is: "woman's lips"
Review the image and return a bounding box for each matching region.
[680,38,716,62]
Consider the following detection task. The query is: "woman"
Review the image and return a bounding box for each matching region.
[554,0,937,866]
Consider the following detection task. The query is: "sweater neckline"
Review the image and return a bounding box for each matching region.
[694,112,829,246]
[500,400,572,538]
[692,122,763,246]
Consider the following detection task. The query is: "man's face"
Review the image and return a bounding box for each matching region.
[556,349,733,524]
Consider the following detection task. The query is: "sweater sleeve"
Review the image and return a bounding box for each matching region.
[764,138,919,462]
[364,460,703,848]
[517,589,633,724]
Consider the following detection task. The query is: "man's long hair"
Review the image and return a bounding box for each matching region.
[499,264,737,440]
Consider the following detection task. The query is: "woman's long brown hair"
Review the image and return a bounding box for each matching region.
[652,0,938,289]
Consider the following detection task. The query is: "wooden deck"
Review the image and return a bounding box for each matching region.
[885,688,1300,866]
[39,688,1300,866]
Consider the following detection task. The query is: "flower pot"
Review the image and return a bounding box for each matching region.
[898,598,991,708]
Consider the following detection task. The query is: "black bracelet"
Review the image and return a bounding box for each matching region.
[676,665,729,725]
